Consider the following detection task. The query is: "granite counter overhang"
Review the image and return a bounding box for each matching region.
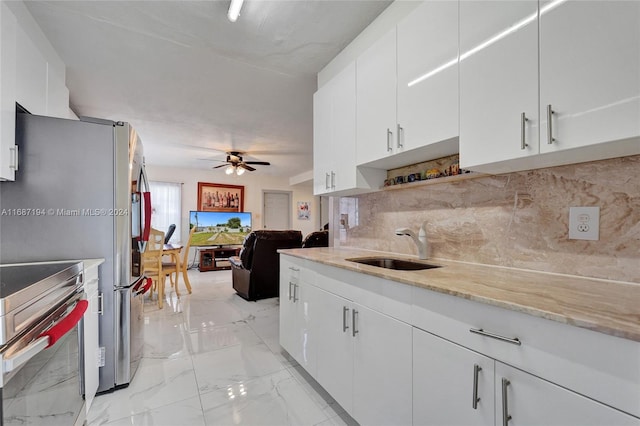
[278,247,640,343]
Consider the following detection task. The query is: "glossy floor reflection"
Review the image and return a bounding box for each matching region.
[87,269,356,426]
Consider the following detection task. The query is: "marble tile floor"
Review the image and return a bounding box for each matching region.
[88,269,357,426]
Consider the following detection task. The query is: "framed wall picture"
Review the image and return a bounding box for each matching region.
[197,182,244,212]
[297,201,310,220]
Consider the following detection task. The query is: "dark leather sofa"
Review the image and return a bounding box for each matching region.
[230,230,302,301]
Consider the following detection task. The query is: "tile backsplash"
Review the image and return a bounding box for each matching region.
[333,155,640,283]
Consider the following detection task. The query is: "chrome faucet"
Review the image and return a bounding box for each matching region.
[395,222,428,260]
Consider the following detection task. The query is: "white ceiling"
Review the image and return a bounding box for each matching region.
[24,0,392,178]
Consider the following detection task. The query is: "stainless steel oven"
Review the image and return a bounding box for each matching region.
[0,261,86,426]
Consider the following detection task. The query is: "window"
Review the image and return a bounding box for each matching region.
[149,181,182,244]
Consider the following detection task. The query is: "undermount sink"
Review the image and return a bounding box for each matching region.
[346,257,442,271]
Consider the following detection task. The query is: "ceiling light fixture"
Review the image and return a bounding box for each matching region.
[236,167,245,176]
[228,0,244,22]
[225,165,235,175]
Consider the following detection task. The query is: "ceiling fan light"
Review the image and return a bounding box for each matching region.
[225,165,235,175]
[236,167,245,176]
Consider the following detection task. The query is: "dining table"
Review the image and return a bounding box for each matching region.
[162,243,192,295]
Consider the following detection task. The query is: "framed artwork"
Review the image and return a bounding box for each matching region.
[197,182,244,212]
[297,201,310,220]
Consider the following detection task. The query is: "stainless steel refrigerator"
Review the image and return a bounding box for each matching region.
[0,113,151,393]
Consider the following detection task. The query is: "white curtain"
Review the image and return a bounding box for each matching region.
[149,181,182,244]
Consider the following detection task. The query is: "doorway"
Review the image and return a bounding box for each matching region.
[262,190,292,230]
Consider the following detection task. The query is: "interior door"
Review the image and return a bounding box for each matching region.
[263,191,291,229]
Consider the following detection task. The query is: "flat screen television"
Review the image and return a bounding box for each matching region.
[189,211,252,247]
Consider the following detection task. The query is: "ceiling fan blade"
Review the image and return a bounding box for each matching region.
[239,163,256,171]
[243,161,271,165]
[212,164,228,169]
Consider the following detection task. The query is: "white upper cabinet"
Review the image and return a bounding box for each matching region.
[459,0,539,171]
[313,80,332,195]
[460,0,640,174]
[356,28,397,166]
[397,0,459,154]
[313,61,385,196]
[16,25,47,116]
[539,0,640,153]
[0,2,18,181]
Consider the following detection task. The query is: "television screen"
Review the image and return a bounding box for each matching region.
[189,211,252,247]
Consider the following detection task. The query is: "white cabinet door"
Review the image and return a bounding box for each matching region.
[16,26,47,115]
[352,303,412,426]
[314,285,354,414]
[279,260,299,357]
[83,265,100,414]
[459,1,539,170]
[356,28,397,166]
[539,0,640,152]
[278,260,317,376]
[496,362,640,426]
[313,83,332,195]
[330,62,357,193]
[0,2,17,181]
[413,327,494,426]
[314,62,383,195]
[397,0,459,153]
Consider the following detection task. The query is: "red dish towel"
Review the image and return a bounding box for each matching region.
[40,299,88,348]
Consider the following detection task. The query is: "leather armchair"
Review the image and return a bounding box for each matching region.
[229,230,302,301]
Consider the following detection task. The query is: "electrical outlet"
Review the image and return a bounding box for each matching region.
[568,207,599,240]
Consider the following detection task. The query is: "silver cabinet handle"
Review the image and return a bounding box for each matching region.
[293,283,299,302]
[331,171,335,189]
[288,282,293,301]
[325,172,330,190]
[472,364,482,409]
[547,104,555,144]
[397,124,404,148]
[98,292,104,315]
[470,328,521,345]
[352,309,359,337]
[288,267,299,272]
[386,128,393,152]
[342,306,349,332]
[9,145,18,170]
[520,113,528,150]
[502,378,512,426]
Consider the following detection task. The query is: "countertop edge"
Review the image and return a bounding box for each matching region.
[279,248,640,343]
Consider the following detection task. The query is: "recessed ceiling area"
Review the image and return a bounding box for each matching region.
[25,0,393,178]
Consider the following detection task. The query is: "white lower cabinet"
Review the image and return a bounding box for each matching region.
[279,260,317,376]
[495,362,639,426]
[413,327,494,426]
[312,285,413,426]
[280,258,412,425]
[280,255,640,426]
[314,286,353,413]
[352,303,412,426]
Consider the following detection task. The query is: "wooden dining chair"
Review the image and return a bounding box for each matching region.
[162,227,196,297]
[142,228,166,308]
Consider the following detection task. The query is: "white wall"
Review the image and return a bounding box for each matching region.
[146,165,319,245]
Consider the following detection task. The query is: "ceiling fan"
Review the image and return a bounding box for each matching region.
[212,151,271,175]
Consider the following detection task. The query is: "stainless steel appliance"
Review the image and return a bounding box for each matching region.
[0,261,86,425]
[0,113,151,393]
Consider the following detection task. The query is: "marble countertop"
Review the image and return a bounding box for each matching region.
[279,247,640,342]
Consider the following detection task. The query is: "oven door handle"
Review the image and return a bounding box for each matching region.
[3,299,88,374]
